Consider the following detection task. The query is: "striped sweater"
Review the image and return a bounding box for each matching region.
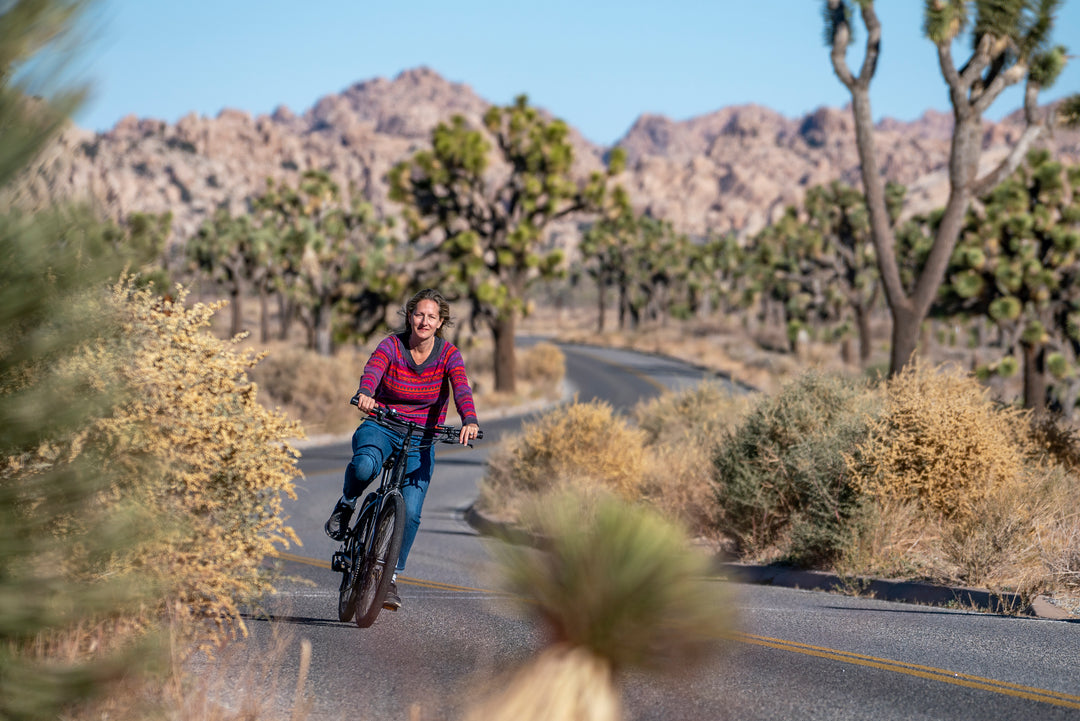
[357,333,478,427]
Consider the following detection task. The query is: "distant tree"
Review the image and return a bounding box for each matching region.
[579,188,631,332]
[254,170,401,355]
[389,96,625,392]
[824,0,1074,375]
[580,204,689,332]
[803,181,902,364]
[188,208,272,338]
[940,151,1080,413]
[617,214,694,330]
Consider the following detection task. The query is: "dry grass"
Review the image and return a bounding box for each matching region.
[634,382,751,543]
[249,341,372,437]
[47,613,316,721]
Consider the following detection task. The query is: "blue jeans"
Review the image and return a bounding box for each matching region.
[343,419,434,572]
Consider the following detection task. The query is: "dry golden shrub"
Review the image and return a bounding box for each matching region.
[62,279,301,641]
[478,399,648,520]
[634,382,751,539]
[517,341,566,388]
[848,360,1033,521]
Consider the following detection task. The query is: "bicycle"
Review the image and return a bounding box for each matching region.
[331,397,483,628]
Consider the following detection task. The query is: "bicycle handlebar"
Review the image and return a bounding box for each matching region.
[349,393,483,443]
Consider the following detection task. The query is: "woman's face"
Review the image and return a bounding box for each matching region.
[409,299,443,342]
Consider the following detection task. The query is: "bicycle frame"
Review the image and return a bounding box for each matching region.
[334,401,482,627]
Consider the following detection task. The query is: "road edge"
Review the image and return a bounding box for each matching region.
[463,504,1077,622]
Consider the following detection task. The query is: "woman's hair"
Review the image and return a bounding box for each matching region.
[399,288,454,338]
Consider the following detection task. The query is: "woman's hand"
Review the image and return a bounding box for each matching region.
[355,392,376,413]
[459,423,479,445]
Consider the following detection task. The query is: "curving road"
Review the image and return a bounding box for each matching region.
[230,343,1080,721]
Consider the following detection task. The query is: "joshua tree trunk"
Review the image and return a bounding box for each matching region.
[826,0,1047,376]
[491,313,516,393]
[1022,342,1047,412]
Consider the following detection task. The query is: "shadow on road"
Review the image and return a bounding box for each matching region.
[240,612,351,629]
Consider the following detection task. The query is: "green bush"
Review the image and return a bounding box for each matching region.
[711,371,875,565]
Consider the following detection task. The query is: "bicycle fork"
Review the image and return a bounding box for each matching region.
[330,492,381,574]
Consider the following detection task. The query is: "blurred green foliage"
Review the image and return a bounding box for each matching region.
[0,3,162,718]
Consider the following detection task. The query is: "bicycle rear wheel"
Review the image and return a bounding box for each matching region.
[354,492,405,628]
[337,498,376,622]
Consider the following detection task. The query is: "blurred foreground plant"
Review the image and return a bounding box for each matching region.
[469,492,734,721]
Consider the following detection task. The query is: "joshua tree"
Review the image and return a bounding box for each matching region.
[940,151,1080,412]
[390,96,625,392]
[824,0,1073,375]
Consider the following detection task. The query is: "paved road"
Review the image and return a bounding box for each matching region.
[224,343,1080,721]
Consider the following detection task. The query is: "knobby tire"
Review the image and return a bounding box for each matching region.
[337,498,376,623]
[354,492,405,628]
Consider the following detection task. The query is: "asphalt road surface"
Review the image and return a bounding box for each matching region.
[211,343,1080,721]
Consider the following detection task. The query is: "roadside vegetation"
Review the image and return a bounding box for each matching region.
[478,359,1080,613]
[5,1,1080,719]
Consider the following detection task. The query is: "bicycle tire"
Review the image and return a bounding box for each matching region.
[354,492,405,628]
[337,499,376,622]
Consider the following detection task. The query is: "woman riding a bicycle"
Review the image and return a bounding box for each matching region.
[324,288,480,610]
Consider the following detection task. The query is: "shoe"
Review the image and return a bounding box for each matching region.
[324,500,353,541]
[383,580,402,611]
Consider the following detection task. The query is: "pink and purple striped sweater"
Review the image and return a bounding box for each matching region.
[357,334,478,427]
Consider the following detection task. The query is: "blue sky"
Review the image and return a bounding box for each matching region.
[71,1,1080,146]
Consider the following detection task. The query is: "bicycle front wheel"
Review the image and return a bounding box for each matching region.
[354,492,405,628]
[338,498,376,623]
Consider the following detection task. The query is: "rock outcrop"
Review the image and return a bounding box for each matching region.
[14,66,1080,246]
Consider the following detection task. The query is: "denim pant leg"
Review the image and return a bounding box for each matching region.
[395,443,435,572]
[343,420,396,500]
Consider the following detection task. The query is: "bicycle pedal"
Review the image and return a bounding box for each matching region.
[330,552,350,573]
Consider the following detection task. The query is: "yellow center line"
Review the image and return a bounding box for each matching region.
[272,551,1080,709]
[734,633,1080,709]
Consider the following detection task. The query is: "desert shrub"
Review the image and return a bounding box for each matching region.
[91,280,303,638]
[516,341,566,389]
[842,361,1080,597]
[711,370,876,565]
[471,491,732,721]
[478,399,648,520]
[847,361,1033,521]
[9,278,304,644]
[1028,411,1080,472]
[251,342,367,435]
[634,381,751,539]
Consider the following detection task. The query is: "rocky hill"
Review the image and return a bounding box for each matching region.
[14,66,1080,247]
